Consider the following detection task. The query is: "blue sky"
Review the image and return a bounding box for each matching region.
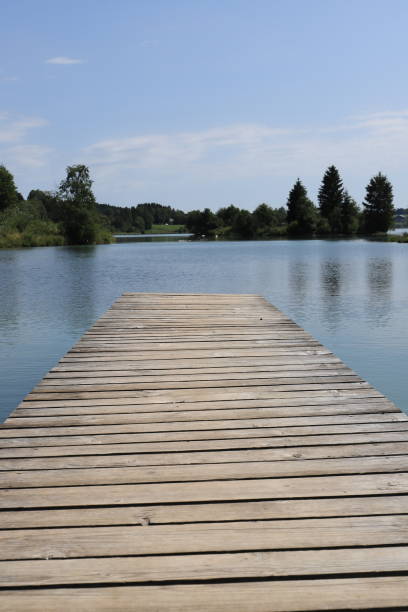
[2,0,408,210]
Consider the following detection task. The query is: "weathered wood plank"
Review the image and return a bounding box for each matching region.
[2,420,407,443]
[2,429,408,454]
[51,355,343,371]
[17,388,382,408]
[11,401,397,419]
[2,473,408,509]
[40,366,353,384]
[32,374,362,393]
[2,546,408,587]
[60,348,332,361]
[2,516,408,559]
[5,411,404,429]
[3,577,407,612]
[0,495,408,529]
[2,455,408,488]
[1,441,408,470]
[1,495,408,529]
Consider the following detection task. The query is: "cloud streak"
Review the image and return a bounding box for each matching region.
[0,113,47,144]
[0,112,51,170]
[45,57,85,65]
[86,110,408,177]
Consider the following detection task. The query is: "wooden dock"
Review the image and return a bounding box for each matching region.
[1,292,408,611]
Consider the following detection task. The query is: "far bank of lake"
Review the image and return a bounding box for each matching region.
[0,236,407,421]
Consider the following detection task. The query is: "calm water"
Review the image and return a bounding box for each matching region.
[0,238,407,421]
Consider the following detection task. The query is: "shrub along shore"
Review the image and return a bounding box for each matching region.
[0,163,402,248]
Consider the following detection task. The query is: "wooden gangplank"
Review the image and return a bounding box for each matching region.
[1,293,408,611]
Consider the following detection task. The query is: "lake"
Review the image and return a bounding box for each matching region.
[0,237,407,422]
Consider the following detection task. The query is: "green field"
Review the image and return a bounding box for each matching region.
[145,224,187,234]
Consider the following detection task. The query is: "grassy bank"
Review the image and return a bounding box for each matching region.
[0,226,113,248]
[144,224,187,234]
[388,232,408,243]
[0,202,113,249]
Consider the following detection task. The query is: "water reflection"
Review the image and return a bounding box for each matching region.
[115,235,191,243]
[57,247,98,334]
[0,250,20,335]
[288,260,309,319]
[320,261,343,332]
[366,258,393,327]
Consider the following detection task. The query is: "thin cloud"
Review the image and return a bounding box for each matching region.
[7,144,52,168]
[0,114,47,144]
[45,57,85,65]
[84,110,408,206]
[86,124,292,172]
[0,112,51,171]
[86,111,408,176]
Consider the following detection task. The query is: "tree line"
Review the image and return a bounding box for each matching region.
[0,164,185,247]
[0,162,397,247]
[185,166,395,238]
[97,202,186,234]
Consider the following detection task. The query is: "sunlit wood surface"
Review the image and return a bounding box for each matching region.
[1,292,408,611]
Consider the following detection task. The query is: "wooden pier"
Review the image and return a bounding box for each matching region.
[1,292,408,610]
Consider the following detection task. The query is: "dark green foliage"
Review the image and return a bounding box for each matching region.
[134,215,145,233]
[273,207,287,226]
[58,164,96,208]
[97,202,185,233]
[138,203,186,225]
[252,203,275,227]
[252,203,287,236]
[62,206,98,245]
[0,200,64,248]
[341,191,360,234]
[57,164,109,245]
[363,173,394,233]
[0,165,19,212]
[287,179,306,223]
[316,215,331,235]
[231,210,256,238]
[28,189,63,222]
[97,203,138,233]
[287,179,317,235]
[318,165,344,233]
[185,208,219,236]
[217,205,240,227]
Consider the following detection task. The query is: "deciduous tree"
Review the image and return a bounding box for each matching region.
[57,164,99,244]
[341,191,360,234]
[58,164,96,208]
[0,165,18,212]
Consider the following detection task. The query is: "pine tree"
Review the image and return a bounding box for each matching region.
[0,165,19,212]
[287,179,316,235]
[318,165,344,233]
[363,173,394,233]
